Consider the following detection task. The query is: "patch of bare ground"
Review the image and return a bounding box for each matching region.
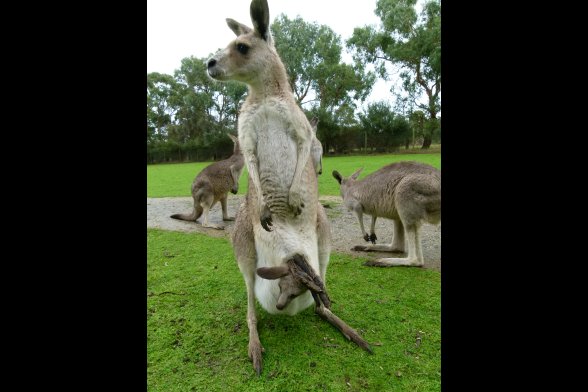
[147,195,440,271]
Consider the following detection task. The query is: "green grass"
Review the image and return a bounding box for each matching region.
[147,152,440,198]
[148,229,441,391]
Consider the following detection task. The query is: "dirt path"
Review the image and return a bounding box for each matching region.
[147,195,441,271]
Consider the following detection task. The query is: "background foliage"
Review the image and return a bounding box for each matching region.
[147,0,441,163]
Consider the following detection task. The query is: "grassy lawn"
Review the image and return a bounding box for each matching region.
[147,229,441,391]
[147,152,441,198]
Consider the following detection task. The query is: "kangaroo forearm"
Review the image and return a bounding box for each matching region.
[246,155,264,204]
[370,216,377,234]
[355,211,367,236]
[289,142,310,192]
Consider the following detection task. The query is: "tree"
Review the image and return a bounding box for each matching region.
[271,15,375,153]
[408,109,426,148]
[348,0,440,149]
[272,15,374,107]
[358,101,411,152]
[172,56,246,145]
[147,72,177,144]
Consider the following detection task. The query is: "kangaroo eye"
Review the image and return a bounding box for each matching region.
[236,43,249,55]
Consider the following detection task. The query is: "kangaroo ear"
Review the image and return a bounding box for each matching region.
[226,18,252,36]
[332,170,343,184]
[350,168,364,180]
[257,265,289,280]
[250,0,270,41]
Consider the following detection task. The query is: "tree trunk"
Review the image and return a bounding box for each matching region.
[422,107,437,149]
[421,135,432,149]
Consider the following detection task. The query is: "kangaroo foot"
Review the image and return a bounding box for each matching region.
[223,216,235,221]
[248,338,265,376]
[315,305,373,354]
[363,258,423,267]
[202,223,224,230]
[352,244,382,252]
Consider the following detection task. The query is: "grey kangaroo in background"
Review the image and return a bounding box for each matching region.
[309,117,322,175]
[170,133,244,230]
[333,161,441,267]
[207,0,371,376]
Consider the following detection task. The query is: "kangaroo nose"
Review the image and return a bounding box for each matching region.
[207,58,217,68]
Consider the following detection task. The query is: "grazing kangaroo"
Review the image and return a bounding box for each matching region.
[170,133,244,229]
[333,161,441,267]
[207,0,371,375]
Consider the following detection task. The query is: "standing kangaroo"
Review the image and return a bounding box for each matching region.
[207,0,371,375]
[333,161,441,267]
[170,133,244,229]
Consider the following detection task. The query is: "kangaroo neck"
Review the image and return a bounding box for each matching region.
[245,62,291,102]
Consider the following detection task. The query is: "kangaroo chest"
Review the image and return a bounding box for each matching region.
[239,100,315,217]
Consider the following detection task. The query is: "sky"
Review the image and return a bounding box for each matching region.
[147,0,401,108]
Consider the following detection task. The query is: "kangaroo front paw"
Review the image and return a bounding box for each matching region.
[231,186,238,194]
[260,204,273,232]
[288,189,304,216]
[363,233,370,242]
[369,233,377,244]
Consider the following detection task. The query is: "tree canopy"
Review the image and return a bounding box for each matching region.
[359,101,411,152]
[272,14,375,154]
[348,0,441,148]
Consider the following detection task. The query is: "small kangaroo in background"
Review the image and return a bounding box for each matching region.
[309,117,322,175]
[207,0,371,375]
[170,133,244,230]
[333,161,441,267]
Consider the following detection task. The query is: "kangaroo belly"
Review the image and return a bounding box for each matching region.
[362,197,400,220]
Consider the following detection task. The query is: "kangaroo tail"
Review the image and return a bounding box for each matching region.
[170,205,204,221]
[170,188,205,221]
[170,208,197,221]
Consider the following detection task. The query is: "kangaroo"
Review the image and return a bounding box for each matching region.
[170,133,244,229]
[333,161,441,267]
[309,117,323,175]
[207,0,371,375]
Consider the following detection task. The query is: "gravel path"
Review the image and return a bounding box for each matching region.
[147,195,441,271]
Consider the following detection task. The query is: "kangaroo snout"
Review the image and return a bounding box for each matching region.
[207,57,223,79]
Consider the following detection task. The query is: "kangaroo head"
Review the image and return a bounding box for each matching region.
[207,0,282,88]
[257,254,330,311]
[332,168,363,196]
[256,264,307,310]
